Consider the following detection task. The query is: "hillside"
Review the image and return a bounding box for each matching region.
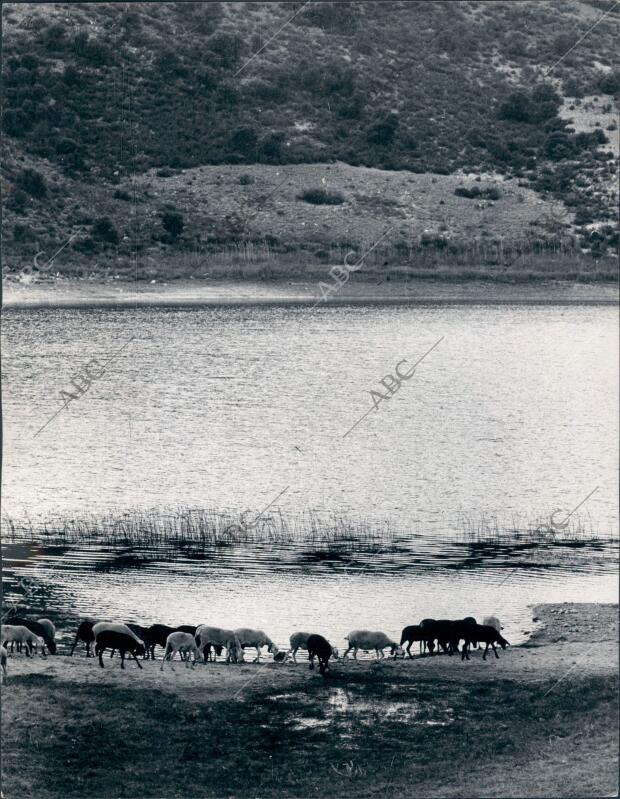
[2,1,619,282]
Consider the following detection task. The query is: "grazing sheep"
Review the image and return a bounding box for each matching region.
[0,644,7,683]
[307,634,338,675]
[419,618,437,655]
[466,624,509,660]
[1,625,44,656]
[424,619,480,658]
[463,617,479,649]
[36,618,56,643]
[160,632,199,671]
[173,626,198,661]
[482,615,502,633]
[92,621,144,643]
[7,617,57,655]
[400,625,425,658]
[234,628,278,662]
[95,630,145,669]
[343,630,404,660]
[195,626,244,664]
[289,631,312,663]
[142,624,177,660]
[69,620,98,657]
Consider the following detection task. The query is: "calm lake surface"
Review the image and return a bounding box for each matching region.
[2,301,618,652]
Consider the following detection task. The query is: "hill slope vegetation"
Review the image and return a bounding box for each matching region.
[2,1,618,281]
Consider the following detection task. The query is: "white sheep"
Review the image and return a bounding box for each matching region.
[195,625,244,664]
[482,616,502,633]
[289,632,312,663]
[160,632,199,671]
[1,625,45,656]
[343,630,404,660]
[234,628,278,662]
[1,644,7,683]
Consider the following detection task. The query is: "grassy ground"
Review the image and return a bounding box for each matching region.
[1,603,618,798]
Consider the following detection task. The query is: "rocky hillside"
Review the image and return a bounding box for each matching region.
[2,1,618,281]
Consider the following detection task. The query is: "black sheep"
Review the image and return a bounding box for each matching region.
[142,624,176,660]
[400,625,424,658]
[307,633,337,675]
[467,624,509,660]
[69,620,98,657]
[95,630,145,669]
[9,617,57,655]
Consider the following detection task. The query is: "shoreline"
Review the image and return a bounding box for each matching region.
[2,602,618,797]
[3,277,620,309]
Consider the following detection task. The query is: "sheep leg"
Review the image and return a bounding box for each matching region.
[97,646,105,668]
[309,653,315,670]
[342,646,352,660]
[492,643,499,659]
[483,643,489,661]
[254,646,261,662]
[353,647,359,662]
[120,651,125,669]
[160,644,170,671]
[69,635,79,656]
[291,648,297,664]
[130,649,143,669]
[406,643,413,658]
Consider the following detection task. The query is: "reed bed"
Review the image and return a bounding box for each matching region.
[454,510,615,546]
[0,507,396,553]
[2,507,615,556]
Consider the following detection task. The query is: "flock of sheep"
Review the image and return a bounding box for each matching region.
[0,613,509,680]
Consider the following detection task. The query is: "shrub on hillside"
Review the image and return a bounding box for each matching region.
[42,23,67,51]
[7,189,28,213]
[297,188,345,205]
[598,69,620,95]
[92,217,119,245]
[366,112,399,146]
[206,31,245,69]
[229,126,258,158]
[15,168,47,197]
[300,1,358,33]
[454,186,501,200]
[13,223,33,241]
[162,211,184,239]
[259,131,285,161]
[499,85,560,123]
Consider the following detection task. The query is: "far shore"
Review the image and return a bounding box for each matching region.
[2,602,618,798]
[3,276,619,309]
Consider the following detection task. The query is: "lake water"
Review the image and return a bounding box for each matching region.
[2,301,618,653]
